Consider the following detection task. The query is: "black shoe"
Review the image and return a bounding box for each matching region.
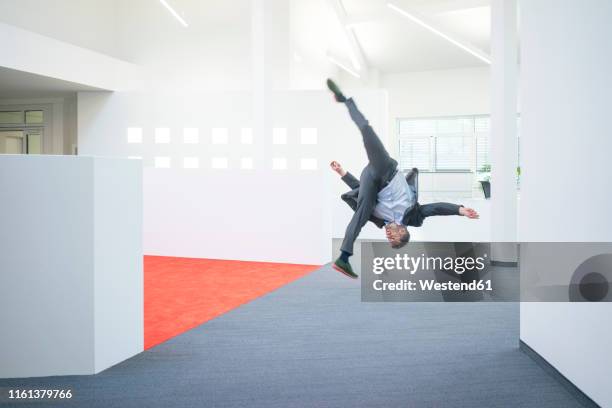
[326,79,347,103]
[333,258,358,279]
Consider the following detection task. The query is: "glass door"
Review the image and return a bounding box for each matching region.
[0,108,46,154]
[0,130,25,154]
[25,128,43,154]
[0,129,44,154]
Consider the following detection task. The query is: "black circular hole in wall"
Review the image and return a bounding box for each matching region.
[569,254,612,302]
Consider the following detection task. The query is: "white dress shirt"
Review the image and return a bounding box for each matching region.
[372,171,416,225]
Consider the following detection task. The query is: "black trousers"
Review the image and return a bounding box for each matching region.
[340,98,397,255]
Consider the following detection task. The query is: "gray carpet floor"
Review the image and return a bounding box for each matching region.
[0,265,586,407]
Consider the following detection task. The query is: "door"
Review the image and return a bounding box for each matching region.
[0,129,44,154]
[0,130,25,154]
[25,129,43,154]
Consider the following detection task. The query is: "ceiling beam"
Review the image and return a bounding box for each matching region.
[326,0,368,75]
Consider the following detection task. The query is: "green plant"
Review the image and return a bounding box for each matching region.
[478,164,491,173]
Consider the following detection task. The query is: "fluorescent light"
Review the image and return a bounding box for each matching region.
[159,0,188,27]
[386,3,491,65]
[328,56,361,78]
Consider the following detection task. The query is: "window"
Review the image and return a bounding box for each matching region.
[398,116,478,172]
[25,110,44,124]
[0,111,24,124]
[399,137,431,171]
[0,107,47,155]
[399,115,521,175]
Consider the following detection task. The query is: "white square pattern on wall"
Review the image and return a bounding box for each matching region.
[127,128,143,144]
[272,128,287,145]
[211,128,229,144]
[155,128,171,144]
[240,128,253,144]
[183,128,199,144]
[126,127,319,171]
[241,157,254,169]
[300,128,317,145]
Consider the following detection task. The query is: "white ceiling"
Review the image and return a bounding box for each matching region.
[337,0,491,73]
[0,67,103,99]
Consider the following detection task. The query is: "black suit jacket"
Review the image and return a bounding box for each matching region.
[340,169,462,228]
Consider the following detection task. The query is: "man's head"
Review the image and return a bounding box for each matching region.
[385,223,410,249]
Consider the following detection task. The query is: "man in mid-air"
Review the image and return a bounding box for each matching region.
[327,79,479,279]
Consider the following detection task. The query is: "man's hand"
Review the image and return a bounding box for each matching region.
[330,161,347,177]
[459,207,479,219]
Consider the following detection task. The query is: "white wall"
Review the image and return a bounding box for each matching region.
[78,90,390,265]
[519,0,612,406]
[0,155,142,378]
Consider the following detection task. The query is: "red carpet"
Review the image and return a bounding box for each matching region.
[144,256,319,349]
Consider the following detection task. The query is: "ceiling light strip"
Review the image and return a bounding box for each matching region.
[328,56,361,78]
[387,2,491,64]
[159,0,189,27]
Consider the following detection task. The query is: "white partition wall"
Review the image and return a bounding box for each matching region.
[78,90,391,265]
[519,0,612,406]
[0,155,143,378]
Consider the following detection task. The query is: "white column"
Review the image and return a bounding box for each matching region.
[251,0,266,161]
[490,0,518,261]
[251,0,290,160]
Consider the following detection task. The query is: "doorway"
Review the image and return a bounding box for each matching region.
[0,108,47,154]
[0,128,43,154]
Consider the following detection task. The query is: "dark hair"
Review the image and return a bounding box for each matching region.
[391,228,410,249]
